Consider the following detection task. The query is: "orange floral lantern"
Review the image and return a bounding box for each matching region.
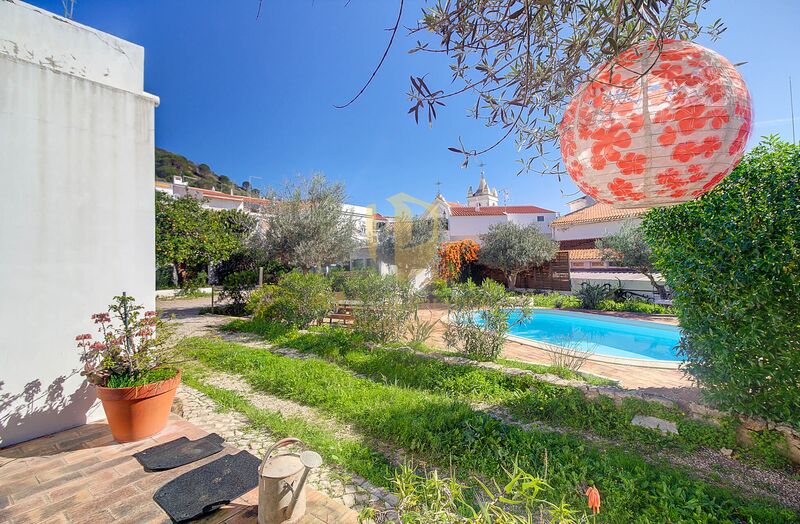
[559,39,752,208]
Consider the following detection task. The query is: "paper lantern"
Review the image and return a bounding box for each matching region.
[559,39,752,208]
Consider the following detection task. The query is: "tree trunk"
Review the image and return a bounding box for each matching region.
[176,262,188,287]
[644,272,668,300]
[507,272,517,290]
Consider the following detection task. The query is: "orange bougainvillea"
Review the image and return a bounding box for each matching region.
[436,240,479,281]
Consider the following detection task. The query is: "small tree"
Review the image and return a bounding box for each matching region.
[596,220,667,299]
[479,223,558,289]
[155,192,252,286]
[257,175,358,272]
[377,216,446,278]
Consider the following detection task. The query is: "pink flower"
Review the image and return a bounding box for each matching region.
[75,334,92,341]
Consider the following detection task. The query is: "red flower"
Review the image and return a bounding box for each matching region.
[567,160,584,180]
[697,136,722,158]
[608,178,644,201]
[586,486,601,515]
[688,164,708,182]
[560,134,576,158]
[706,108,730,129]
[589,123,631,170]
[75,334,92,341]
[675,104,708,135]
[617,152,647,176]
[702,169,730,191]
[656,168,687,190]
[652,108,674,125]
[672,141,699,163]
[626,113,644,133]
[658,126,677,146]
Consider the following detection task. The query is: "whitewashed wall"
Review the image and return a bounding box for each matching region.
[0,1,158,446]
[552,217,643,241]
[449,212,557,241]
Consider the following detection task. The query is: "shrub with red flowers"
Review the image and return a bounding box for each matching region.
[75,294,176,387]
[436,240,479,282]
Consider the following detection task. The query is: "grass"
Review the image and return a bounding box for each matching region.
[223,319,730,453]
[179,336,798,523]
[180,364,395,488]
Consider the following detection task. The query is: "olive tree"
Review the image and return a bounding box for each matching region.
[596,219,667,298]
[479,223,558,289]
[256,174,359,272]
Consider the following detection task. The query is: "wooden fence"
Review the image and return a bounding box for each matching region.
[474,251,572,291]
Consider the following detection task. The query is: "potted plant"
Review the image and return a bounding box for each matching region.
[76,293,179,442]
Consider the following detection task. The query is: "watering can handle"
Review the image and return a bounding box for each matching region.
[259,437,303,476]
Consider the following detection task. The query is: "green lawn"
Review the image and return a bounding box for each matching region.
[179,334,798,523]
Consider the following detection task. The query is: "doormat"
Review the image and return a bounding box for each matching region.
[134,433,225,471]
[153,450,261,522]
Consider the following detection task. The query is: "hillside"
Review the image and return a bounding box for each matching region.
[155,147,255,196]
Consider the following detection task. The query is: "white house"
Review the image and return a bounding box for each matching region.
[430,174,558,241]
[550,196,664,295]
[1,1,158,446]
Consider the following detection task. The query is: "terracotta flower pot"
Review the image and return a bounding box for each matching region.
[95,370,181,442]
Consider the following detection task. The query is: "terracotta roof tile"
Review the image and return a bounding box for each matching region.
[551,203,648,228]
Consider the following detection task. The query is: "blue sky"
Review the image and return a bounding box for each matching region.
[27,1,800,214]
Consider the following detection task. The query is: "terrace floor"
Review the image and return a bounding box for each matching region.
[0,415,359,524]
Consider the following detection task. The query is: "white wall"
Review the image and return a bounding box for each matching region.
[0,1,158,446]
[552,217,643,241]
[449,213,557,241]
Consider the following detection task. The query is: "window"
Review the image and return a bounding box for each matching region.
[537,215,545,222]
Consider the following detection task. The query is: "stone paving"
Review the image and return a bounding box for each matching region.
[174,383,398,517]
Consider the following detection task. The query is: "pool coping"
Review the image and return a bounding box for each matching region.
[505,334,682,370]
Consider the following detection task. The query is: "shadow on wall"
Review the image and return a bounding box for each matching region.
[0,372,97,448]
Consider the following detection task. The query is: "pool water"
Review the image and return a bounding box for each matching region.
[505,309,682,361]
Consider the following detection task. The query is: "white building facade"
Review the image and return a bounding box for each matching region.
[1,1,158,446]
[430,174,558,242]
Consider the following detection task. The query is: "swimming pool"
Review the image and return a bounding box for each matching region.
[504,309,682,362]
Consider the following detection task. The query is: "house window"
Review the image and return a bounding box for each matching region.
[537,215,545,222]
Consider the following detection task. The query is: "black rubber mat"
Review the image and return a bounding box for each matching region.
[153,450,261,522]
[134,433,225,471]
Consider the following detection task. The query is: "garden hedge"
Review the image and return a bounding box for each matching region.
[643,137,799,426]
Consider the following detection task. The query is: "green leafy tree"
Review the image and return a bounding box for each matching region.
[597,220,667,298]
[377,216,446,278]
[155,192,251,286]
[479,223,558,289]
[257,175,359,272]
[643,137,800,425]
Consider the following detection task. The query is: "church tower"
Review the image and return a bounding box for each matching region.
[466,173,499,208]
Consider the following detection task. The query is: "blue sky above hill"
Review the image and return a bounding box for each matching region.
[27,0,800,214]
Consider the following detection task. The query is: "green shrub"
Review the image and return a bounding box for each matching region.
[643,138,800,426]
[251,271,333,328]
[529,292,580,309]
[575,281,611,309]
[443,280,531,361]
[597,299,674,315]
[346,271,418,343]
[219,270,257,315]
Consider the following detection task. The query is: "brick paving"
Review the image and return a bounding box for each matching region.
[0,416,360,524]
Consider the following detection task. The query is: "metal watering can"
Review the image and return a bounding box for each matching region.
[258,438,322,524]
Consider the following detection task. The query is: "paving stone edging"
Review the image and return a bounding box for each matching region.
[172,383,399,518]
